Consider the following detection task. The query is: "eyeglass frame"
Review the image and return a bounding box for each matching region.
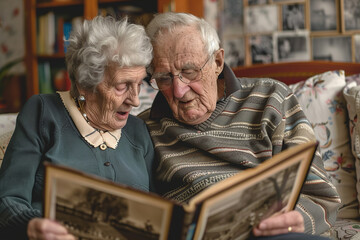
[149,54,213,90]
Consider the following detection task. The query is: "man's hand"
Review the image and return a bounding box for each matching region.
[27,218,76,240]
[252,210,304,236]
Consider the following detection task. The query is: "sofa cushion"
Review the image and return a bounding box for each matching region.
[289,70,359,219]
[0,113,17,167]
[343,74,360,217]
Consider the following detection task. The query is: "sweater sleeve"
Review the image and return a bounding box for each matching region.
[278,90,341,235]
[0,95,45,238]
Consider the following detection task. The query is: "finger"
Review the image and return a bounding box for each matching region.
[259,211,304,230]
[28,218,70,239]
[253,211,304,236]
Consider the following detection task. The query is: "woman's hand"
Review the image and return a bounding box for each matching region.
[252,210,304,236]
[27,218,76,240]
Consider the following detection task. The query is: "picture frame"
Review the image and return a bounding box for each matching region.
[341,0,360,33]
[273,31,310,62]
[281,3,306,31]
[222,0,244,36]
[353,34,360,62]
[309,0,339,33]
[223,35,246,67]
[312,35,352,62]
[249,35,273,64]
[244,5,278,34]
[44,164,173,240]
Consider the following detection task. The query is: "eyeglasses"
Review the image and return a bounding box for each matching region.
[149,55,212,90]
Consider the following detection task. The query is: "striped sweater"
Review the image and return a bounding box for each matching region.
[139,66,341,235]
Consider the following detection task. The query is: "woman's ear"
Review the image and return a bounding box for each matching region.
[214,48,225,75]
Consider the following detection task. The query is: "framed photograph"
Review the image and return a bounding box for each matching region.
[341,0,360,32]
[222,0,244,36]
[223,35,246,67]
[353,34,360,62]
[244,5,278,34]
[273,31,310,62]
[281,3,306,31]
[44,164,173,240]
[249,35,273,64]
[312,35,352,62]
[309,0,339,33]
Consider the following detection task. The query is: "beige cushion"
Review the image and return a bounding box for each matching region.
[343,75,360,217]
[289,70,359,219]
[0,113,17,167]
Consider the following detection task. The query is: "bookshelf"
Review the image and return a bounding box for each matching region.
[24,0,158,99]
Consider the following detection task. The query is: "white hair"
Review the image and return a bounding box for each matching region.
[65,16,153,95]
[146,12,220,70]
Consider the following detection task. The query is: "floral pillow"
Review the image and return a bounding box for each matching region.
[0,113,17,167]
[343,74,360,216]
[289,70,358,219]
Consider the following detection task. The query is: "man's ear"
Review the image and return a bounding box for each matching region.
[214,48,225,76]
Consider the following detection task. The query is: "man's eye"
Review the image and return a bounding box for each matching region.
[181,70,197,78]
[158,76,172,82]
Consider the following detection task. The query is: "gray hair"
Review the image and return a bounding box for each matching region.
[66,16,153,96]
[146,12,220,71]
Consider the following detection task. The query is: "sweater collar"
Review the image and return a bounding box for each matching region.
[58,91,121,149]
[149,63,239,129]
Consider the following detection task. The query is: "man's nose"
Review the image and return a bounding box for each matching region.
[172,75,189,99]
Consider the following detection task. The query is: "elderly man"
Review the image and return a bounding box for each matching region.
[140,12,340,239]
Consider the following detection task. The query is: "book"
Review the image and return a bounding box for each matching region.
[43,141,318,240]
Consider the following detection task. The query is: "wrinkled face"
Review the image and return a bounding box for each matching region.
[81,66,146,131]
[152,25,224,125]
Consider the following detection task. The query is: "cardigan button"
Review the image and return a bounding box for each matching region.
[104,162,111,166]
[100,143,107,150]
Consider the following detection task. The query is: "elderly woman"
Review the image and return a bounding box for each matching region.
[0,16,153,240]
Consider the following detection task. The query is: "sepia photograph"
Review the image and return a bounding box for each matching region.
[223,36,245,68]
[310,0,338,32]
[195,163,300,240]
[273,31,310,62]
[222,0,244,36]
[341,0,360,32]
[354,34,360,62]
[244,5,278,34]
[249,35,273,64]
[282,3,306,31]
[44,165,173,240]
[312,35,352,62]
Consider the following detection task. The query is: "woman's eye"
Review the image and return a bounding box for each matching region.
[115,83,128,93]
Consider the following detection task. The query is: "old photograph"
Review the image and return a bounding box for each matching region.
[354,34,360,62]
[223,36,245,68]
[282,3,306,31]
[249,35,273,64]
[341,0,360,32]
[197,164,300,240]
[273,31,310,62]
[53,178,164,240]
[312,36,352,62]
[244,5,278,34]
[310,0,338,32]
[222,0,244,36]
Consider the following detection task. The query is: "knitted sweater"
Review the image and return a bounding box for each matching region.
[0,93,155,239]
[139,66,341,235]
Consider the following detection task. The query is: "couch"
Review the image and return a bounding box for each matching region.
[1,61,360,239]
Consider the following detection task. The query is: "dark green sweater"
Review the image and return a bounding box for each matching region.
[0,93,155,239]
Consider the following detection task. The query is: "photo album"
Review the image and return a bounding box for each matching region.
[43,141,318,240]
